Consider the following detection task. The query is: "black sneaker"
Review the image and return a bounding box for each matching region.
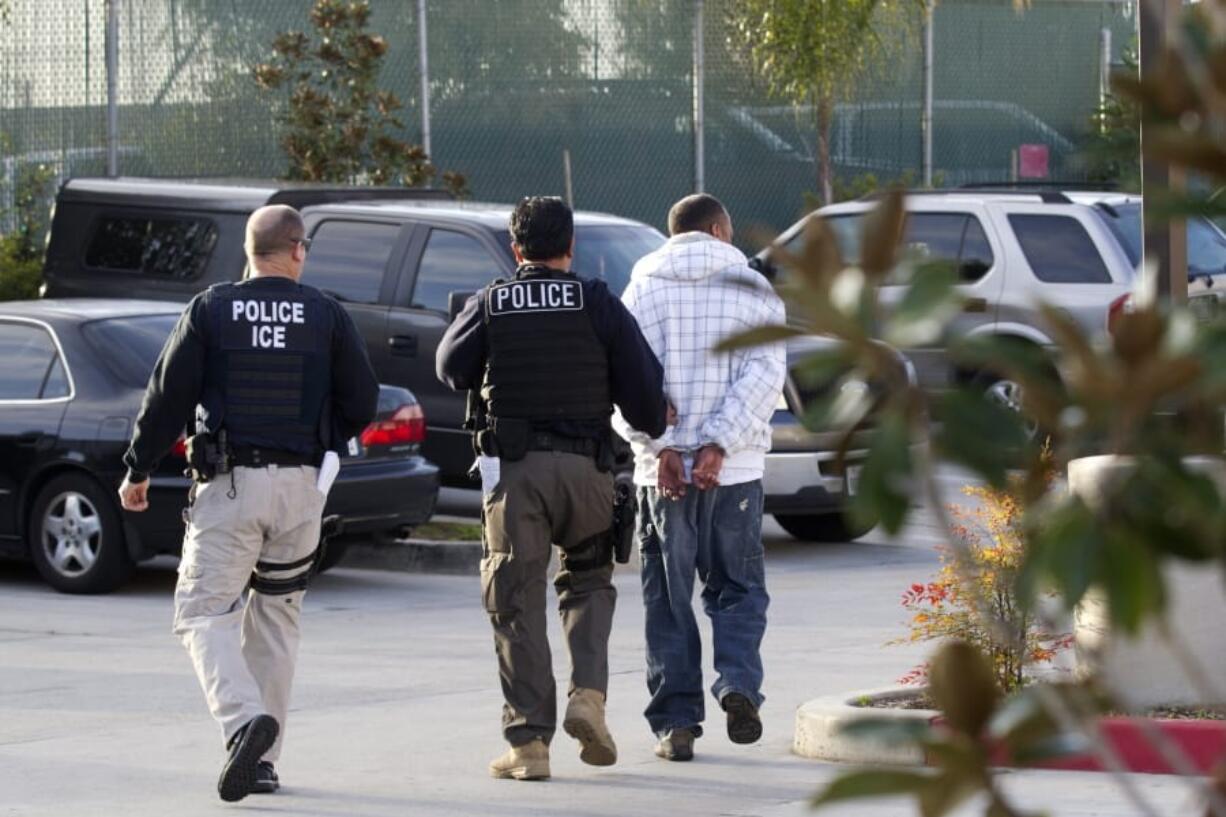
[252,761,280,794]
[722,693,762,745]
[654,728,696,762]
[217,715,279,802]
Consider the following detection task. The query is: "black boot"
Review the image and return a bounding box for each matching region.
[217,715,279,802]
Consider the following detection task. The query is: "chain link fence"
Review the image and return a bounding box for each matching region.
[1,0,1137,239]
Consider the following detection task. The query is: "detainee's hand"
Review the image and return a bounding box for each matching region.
[657,449,687,501]
[118,477,149,512]
[692,445,724,491]
[666,402,679,426]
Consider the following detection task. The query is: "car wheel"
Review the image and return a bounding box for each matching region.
[28,474,133,594]
[773,512,875,542]
[315,539,350,574]
[976,373,1041,440]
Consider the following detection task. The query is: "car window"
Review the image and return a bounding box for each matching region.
[785,215,863,265]
[80,314,180,389]
[491,225,666,297]
[1096,202,1226,277]
[413,230,503,312]
[84,215,218,278]
[1188,218,1226,277]
[960,217,995,282]
[42,356,70,399]
[303,220,400,305]
[572,225,665,296]
[1008,214,1112,284]
[0,322,67,400]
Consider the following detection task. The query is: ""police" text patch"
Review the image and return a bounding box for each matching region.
[487,279,583,316]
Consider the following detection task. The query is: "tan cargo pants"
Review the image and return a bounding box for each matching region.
[481,450,616,747]
[173,465,324,762]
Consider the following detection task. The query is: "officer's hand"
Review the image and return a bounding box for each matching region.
[657,449,687,501]
[118,477,149,512]
[692,445,724,491]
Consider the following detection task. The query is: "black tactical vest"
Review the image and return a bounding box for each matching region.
[481,268,612,423]
[201,280,332,455]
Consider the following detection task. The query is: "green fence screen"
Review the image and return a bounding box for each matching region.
[1,0,1137,239]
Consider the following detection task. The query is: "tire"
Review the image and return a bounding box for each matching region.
[27,473,133,594]
[974,372,1041,441]
[773,512,876,543]
[315,539,350,574]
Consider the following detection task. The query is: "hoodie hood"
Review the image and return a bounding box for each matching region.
[631,231,762,287]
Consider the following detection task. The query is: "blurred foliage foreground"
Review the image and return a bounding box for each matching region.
[720,6,1226,809]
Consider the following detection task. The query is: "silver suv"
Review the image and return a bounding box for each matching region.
[759,188,1226,410]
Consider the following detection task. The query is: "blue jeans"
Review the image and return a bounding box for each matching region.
[637,480,769,738]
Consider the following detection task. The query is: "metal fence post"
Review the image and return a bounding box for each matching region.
[105,0,120,177]
[1139,0,1186,304]
[921,0,934,188]
[692,0,705,194]
[417,0,432,158]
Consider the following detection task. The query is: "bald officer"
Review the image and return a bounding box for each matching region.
[118,205,378,802]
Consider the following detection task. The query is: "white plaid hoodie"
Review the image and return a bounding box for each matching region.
[613,232,787,487]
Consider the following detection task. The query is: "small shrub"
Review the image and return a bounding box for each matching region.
[0,235,43,301]
[896,482,1073,693]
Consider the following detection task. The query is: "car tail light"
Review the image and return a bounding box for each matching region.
[171,434,188,459]
[1106,293,1133,336]
[360,403,426,448]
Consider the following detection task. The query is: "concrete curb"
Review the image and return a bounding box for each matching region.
[341,538,483,575]
[793,686,935,765]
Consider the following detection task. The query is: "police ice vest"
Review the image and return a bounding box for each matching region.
[481,269,612,422]
[203,281,332,455]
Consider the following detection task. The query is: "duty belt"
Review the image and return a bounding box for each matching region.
[230,446,318,468]
[527,433,599,458]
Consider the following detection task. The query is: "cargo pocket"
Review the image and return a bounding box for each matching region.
[480,552,516,624]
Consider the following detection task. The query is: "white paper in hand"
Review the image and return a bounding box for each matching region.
[316,451,341,497]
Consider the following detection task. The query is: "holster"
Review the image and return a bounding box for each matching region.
[486,417,531,461]
[249,515,343,596]
[184,429,231,483]
[611,473,636,564]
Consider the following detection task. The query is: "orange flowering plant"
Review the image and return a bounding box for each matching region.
[897,483,1073,693]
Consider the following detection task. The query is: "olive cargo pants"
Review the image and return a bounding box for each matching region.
[480,450,616,746]
[173,465,324,763]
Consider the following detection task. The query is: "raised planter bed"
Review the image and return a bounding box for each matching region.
[794,687,1226,775]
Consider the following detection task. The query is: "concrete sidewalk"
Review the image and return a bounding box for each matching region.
[0,511,1195,816]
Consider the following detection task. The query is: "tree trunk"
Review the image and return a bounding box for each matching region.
[817,93,834,205]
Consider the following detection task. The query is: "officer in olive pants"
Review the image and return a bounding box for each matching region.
[119,205,378,802]
[437,197,668,780]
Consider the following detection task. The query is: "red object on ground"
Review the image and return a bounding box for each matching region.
[931,715,1226,775]
[1018,144,1050,179]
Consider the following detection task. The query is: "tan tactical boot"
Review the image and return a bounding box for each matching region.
[488,738,550,781]
[562,687,618,766]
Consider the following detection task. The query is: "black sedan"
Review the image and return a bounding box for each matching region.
[0,299,440,593]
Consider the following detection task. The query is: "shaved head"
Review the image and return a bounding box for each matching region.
[668,194,728,236]
[245,204,305,258]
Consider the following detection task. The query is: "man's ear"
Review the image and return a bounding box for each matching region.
[566,237,576,259]
[511,242,526,264]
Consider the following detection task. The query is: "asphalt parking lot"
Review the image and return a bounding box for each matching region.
[0,500,1191,817]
